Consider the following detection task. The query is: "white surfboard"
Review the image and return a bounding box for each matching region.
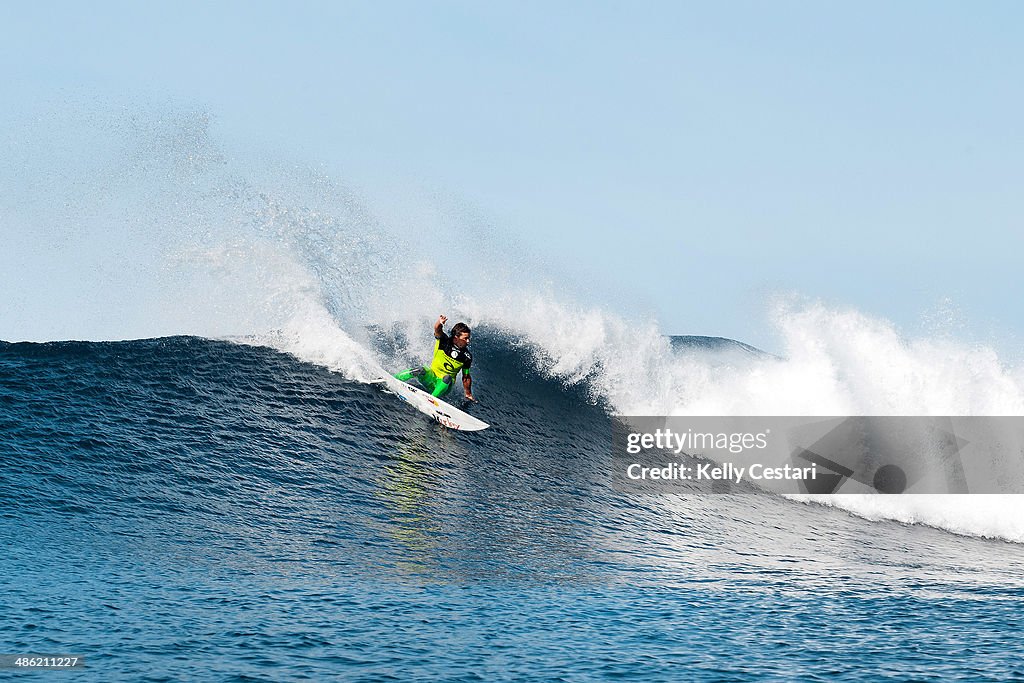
[376,374,490,431]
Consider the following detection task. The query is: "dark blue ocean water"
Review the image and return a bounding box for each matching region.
[3,336,1024,681]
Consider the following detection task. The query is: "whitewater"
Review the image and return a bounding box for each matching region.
[3,106,1024,680]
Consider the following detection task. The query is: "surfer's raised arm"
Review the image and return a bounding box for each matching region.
[434,315,448,339]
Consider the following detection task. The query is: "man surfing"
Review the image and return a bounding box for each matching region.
[395,315,476,402]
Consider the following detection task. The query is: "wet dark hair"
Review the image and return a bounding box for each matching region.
[451,322,471,338]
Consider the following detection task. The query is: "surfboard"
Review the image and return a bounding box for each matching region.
[376,374,490,431]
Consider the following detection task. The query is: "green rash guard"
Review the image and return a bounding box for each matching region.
[395,331,473,398]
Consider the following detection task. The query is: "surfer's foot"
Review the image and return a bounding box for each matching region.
[395,368,426,382]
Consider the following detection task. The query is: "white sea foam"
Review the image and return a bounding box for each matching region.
[787,495,1024,544]
[217,191,1024,545]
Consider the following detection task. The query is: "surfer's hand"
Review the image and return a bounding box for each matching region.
[464,394,477,403]
[437,314,448,326]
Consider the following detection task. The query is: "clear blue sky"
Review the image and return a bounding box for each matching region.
[2,1,1022,350]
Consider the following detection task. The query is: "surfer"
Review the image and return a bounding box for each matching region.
[395,315,477,402]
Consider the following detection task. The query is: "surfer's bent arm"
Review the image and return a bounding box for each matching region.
[463,372,475,402]
[434,314,448,339]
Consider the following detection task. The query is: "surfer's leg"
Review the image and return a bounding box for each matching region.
[413,367,442,394]
[431,374,454,398]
